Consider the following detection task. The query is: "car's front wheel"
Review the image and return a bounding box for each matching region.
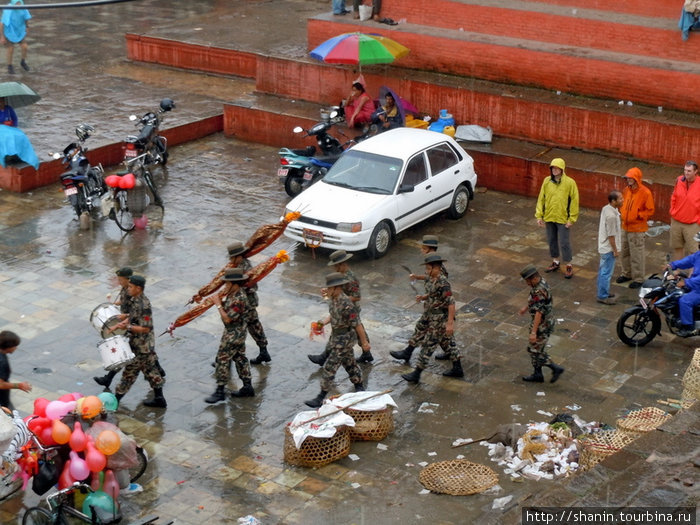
[447,184,470,219]
[366,221,392,259]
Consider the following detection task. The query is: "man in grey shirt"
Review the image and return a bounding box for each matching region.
[597,191,623,305]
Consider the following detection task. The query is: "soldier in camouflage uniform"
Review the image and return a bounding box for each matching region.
[205,268,256,403]
[400,253,464,383]
[518,265,564,383]
[114,275,167,408]
[308,250,374,366]
[305,272,370,408]
[391,236,451,363]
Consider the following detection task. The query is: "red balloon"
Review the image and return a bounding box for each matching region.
[40,426,57,447]
[69,421,87,453]
[28,416,49,434]
[33,398,50,418]
[58,460,76,490]
[119,173,135,189]
[104,175,120,188]
[58,393,75,403]
[85,440,106,473]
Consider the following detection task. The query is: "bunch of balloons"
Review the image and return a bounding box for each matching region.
[19,392,123,495]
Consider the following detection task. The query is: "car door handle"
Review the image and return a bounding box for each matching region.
[426,185,432,189]
[454,169,460,174]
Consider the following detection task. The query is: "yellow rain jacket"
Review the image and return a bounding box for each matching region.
[535,158,580,224]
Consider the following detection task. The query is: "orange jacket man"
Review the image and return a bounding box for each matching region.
[616,168,655,289]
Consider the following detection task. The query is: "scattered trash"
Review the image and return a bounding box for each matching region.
[405,462,415,467]
[536,410,553,417]
[376,443,388,451]
[510,405,522,412]
[348,454,360,461]
[121,483,143,495]
[351,482,361,489]
[565,404,581,411]
[626,101,633,106]
[492,495,513,509]
[536,392,545,396]
[427,451,437,456]
[452,438,474,447]
[237,516,261,525]
[618,100,624,105]
[418,402,440,414]
[483,484,503,495]
[32,367,52,374]
[419,488,430,494]
[456,454,465,459]
[418,461,428,467]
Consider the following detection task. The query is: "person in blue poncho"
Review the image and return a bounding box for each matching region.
[1,0,31,75]
[0,97,17,127]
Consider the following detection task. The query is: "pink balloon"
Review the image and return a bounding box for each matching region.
[71,392,84,401]
[58,393,75,403]
[69,421,87,452]
[85,440,106,473]
[69,451,90,481]
[45,400,76,420]
[102,470,120,500]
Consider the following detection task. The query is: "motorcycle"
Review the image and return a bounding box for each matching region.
[55,124,107,228]
[123,98,175,167]
[617,268,699,346]
[278,107,348,197]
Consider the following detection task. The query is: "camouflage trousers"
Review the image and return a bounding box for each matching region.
[319,320,369,359]
[321,332,362,392]
[409,312,449,352]
[115,348,164,396]
[247,307,268,349]
[526,325,553,367]
[215,330,251,386]
[415,315,461,369]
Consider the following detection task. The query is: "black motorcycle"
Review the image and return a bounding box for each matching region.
[124,98,175,167]
[55,124,107,227]
[617,268,698,346]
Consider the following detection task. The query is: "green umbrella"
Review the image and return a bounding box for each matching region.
[0,81,40,108]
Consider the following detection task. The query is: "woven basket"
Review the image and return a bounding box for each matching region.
[345,407,394,441]
[419,460,498,496]
[283,426,351,468]
[616,407,672,438]
[681,348,700,402]
[578,430,637,472]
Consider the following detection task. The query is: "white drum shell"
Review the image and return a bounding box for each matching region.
[97,336,135,371]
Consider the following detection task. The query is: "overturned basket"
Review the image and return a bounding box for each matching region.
[577,430,637,472]
[283,425,351,468]
[345,406,394,441]
[419,460,498,496]
[616,407,672,439]
[681,348,700,404]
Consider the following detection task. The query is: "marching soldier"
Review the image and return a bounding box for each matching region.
[308,250,374,365]
[518,265,565,383]
[305,272,370,408]
[114,275,166,408]
[205,268,256,403]
[398,253,464,383]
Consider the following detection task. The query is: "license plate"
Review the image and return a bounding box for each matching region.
[124,149,137,158]
[640,298,647,309]
[277,168,288,178]
[302,228,324,247]
[303,171,313,181]
[64,187,78,196]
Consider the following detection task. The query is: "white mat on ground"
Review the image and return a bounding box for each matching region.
[289,404,355,449]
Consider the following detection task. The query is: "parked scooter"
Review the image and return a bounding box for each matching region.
[123,98,175,167]
[617,266,700,346]
[278,107,348,197]
[55,124,107,228]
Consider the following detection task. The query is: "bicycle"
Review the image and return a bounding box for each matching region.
[104,152,164,232]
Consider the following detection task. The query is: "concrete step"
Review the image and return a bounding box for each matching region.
[223,93,677,222]
[307,16,700,113]
[377,0,697,64]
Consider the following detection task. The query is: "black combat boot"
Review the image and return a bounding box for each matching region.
[547,363,565,383]
[250,347,271,365]
[115,392,124,402]
[443,360,464,378]
[307,352,327,366]
[522,366,544,383]
[143,387,167,408]
[93,369,118,387]
[354,381,366,392]
[230,380,255,398]
[304,390,328,408]
[356,351,374,363]
[390,345,414,363]
[401,367,423,383]
[204,385,226,404]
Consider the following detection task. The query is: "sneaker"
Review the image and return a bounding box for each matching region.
[20,59,29,71]
[564,265,573,279]
[7,65,14,75]
[545,261,560,273]
[616,276,632,284]
[629,281,642,289]
[596,297,617,305]
[607,293,616,298]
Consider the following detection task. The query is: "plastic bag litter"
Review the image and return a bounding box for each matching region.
[85,420,139,471]
[455,125,493,143]
[238,516,261,525]
[289,404,355,449]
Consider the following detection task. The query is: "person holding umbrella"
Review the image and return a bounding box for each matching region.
[0,96,17,127]
[1,0,31,75]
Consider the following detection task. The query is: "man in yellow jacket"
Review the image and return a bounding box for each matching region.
[616,167,655,289]
[535,158,580,279]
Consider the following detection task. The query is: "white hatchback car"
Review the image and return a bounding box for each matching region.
[283,127,478,258]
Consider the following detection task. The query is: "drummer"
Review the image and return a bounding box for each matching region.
[114,267,133,313]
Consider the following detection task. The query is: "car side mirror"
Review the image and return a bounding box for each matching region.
[398,184,415,193]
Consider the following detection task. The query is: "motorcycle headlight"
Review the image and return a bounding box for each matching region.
[640,287,652,298]
[337,222,362,233]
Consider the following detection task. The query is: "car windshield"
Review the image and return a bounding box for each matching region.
[322,150,403,195]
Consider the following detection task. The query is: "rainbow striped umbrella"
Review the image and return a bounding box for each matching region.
[310,32,409,67]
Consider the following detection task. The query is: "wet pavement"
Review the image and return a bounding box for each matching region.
[1,133,698,524]
[0,0,698,523]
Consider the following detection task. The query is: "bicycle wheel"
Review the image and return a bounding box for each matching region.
[111,190,134,232]
[129,446,148,483]
[22,507,54,525]
[143,170,163,209]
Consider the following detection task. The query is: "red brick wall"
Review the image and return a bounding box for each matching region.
[308,20,700,114]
